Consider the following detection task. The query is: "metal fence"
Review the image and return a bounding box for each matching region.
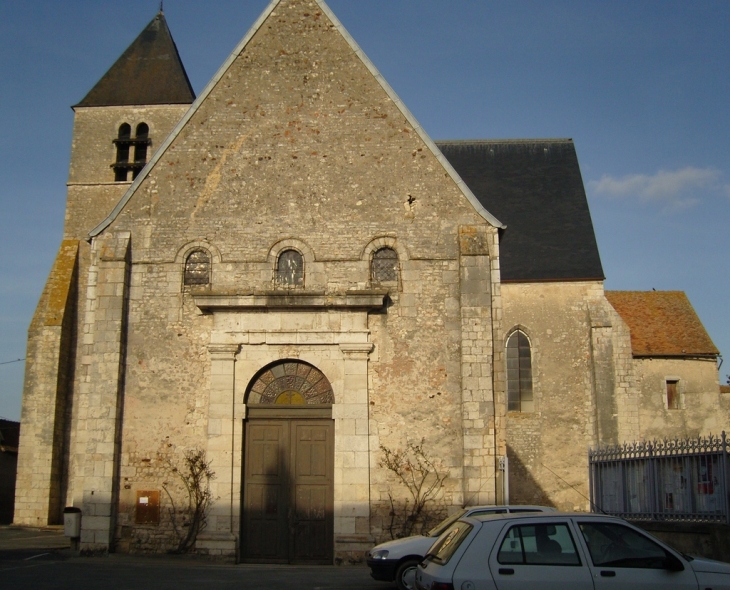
[589,432,730,523]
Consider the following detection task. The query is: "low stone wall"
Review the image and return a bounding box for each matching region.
[632,520,730,563]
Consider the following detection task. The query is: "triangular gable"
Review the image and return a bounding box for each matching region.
[89,0,503,238]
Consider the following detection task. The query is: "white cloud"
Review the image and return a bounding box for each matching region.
[588,167,724,211]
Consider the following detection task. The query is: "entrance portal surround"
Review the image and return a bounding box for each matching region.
[193,291,385,560]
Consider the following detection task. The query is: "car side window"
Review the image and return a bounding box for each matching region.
[578,522,670,569]
[498,523,581,566]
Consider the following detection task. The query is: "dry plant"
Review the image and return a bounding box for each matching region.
[379,438,447,539]
[162,448,215,554]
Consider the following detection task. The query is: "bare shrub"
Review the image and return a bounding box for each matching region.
[162,448,215,554]
[379,439,448,539]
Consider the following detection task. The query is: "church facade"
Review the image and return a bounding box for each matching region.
[14,0,724,561]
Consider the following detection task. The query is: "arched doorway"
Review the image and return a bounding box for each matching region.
[241,360,334,564]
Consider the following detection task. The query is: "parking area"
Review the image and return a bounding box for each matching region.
[0,526,390,590]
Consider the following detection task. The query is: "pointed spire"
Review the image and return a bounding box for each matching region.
[75,12,195,107]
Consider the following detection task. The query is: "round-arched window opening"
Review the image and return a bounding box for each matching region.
[276,249,304,287]
[184,249,211,285]
[248,361,333,405]
[371,247,398,282]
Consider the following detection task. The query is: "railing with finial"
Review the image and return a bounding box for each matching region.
[589,431,729,523]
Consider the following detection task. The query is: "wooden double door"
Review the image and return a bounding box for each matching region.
[242,409,334,563]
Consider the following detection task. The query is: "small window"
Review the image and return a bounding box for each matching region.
[498,523,581,566]
[112,121,151,182]
[114,124,132,182]
[133,123,150,179]
[666,380,679,409]
[506,330,533,412]
[184,250,211,285]
[276,250,304,287]
[372,247,398,282]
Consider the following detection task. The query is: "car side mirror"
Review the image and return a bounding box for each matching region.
[663,554,685,572]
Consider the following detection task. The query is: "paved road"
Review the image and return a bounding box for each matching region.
[0,526,392,590]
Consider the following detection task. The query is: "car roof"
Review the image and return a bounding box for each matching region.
[464,505,555,512]
[467,511,626,524]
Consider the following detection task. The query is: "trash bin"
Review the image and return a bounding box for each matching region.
[63,507,82,538]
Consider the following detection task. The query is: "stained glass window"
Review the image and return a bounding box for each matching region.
[184,250,211,285]
[248,361,334,405]
[276,250,304,286]
[506,330,533,412]
[372,247,398,282]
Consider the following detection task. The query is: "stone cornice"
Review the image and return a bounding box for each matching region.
[194,290,387,312]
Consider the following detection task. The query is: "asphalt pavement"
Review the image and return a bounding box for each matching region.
[0,526,390,590]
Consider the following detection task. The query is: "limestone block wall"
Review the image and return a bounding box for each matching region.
[633,357,725,440]
[68,105,189,185]
[500,281,604,511]
[65,105,189,240]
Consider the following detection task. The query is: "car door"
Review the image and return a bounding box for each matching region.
[573,518,698,590]
[484,519,594,590]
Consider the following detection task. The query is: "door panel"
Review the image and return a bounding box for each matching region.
[243,422,288,561]
[243,417,333,563]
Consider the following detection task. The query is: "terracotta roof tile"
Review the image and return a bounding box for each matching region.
[606,291,719,357]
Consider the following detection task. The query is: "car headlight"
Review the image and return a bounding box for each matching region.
[370,549,389,560]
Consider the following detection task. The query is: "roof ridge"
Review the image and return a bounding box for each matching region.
[89,0,504,238]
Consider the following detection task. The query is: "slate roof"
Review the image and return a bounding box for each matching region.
[605,291,719,357]
[437,139,604,282]
[75,12,195,107]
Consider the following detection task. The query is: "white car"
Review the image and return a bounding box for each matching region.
[415,512,730,590]
[367,505,555,590]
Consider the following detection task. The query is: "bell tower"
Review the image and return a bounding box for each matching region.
[65,10,195,239]
[14,10,194,530]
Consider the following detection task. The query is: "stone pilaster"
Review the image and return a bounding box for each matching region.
[334,342,374,558]
[75,231,130,552]
[458,226,497,506]
[196,343,240,557]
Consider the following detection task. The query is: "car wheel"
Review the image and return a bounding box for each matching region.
[395,559,419,590]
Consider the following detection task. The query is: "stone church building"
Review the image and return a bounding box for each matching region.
[14,0,725,561]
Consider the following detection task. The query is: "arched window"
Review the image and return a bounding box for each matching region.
[114,124,132,182]
[506,330,533,412]
[276,249,304,286]
[184,250,211,285]
[247,361,334,405]
[371,247,398,282]
[133,123,149,179]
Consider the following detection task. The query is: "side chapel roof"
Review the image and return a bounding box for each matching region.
[605,290,719,358]
[75,12,195,107]
[438,139,604,282]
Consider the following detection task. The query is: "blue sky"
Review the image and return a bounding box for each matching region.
[0,0,728,421]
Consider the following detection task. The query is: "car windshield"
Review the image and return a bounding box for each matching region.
[427,509,468,537]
